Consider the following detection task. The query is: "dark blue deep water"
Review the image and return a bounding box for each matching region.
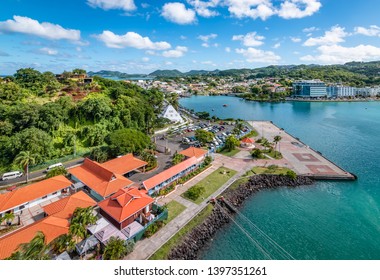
[180,96,380,260]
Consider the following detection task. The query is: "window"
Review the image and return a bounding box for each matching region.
[52,192,57,195]
[42,195,47,199]
[19,205,25,210]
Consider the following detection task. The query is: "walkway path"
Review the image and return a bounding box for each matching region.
[125,154,254,260]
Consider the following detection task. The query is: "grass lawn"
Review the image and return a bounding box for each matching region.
[242,129,259,138]
[182,167,237,204]
[219,148,240,157]
[164,200,186,225]
[228,177,250,191]
[149,204,214,260]
[263,150,283,159]
[249,166,292,175]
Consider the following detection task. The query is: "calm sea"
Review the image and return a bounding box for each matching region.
[180,95,380,260]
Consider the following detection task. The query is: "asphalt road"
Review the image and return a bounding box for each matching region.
[0,157,85,188]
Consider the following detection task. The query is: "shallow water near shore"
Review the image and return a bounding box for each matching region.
[180,96,380,260]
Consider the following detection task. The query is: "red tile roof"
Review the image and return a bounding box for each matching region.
[143,156,198,191]
[69,158,133,198]
[242,138,255,144]
[0,175,72,213]
[43,191,97,219]
[101,154,148,175]
[179,147,208,159]
[98,188,154,223]
[0,216,69,259]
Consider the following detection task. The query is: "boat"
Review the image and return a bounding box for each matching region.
[223,104,228,107]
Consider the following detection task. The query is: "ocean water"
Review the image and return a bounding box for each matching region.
[180,96,380,260]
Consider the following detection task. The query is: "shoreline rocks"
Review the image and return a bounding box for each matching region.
[167,174,314,260]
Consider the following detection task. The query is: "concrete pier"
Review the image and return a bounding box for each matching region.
[248,121,356,181]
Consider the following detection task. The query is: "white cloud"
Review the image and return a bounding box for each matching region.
[201,43,209,48]
[198,33,218,42]
[273,43,281,49]
[146,50,158,56]
[87,0,136,11]
[40,47,58,55]
[300,44,380,64]
[0,16,80,41]
[233,32,265,47]
[236,47,281,63]
[162,46,188,58]
[290,37,302,43]
[226,0,276,20]
[162,2,196,24]
[187,0,220,17]
[278,0,322,19]
[180,35,187,40]
[142,57,150,62]
[165,61,173,65]
[95,31,171,49]
[303,26,319,33]
[225,47,231,52]
[355,25,380,37]
[303,26,348,47]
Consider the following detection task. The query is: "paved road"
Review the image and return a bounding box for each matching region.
[0,157,84,188]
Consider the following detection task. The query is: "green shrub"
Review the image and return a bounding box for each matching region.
[286,170,297,180]
[183,185,205,201]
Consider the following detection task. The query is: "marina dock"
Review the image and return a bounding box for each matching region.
[248,121,356,181]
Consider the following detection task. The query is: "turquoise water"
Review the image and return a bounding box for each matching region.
[180,96,380,260]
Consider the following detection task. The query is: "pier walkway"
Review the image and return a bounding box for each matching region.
[248,121,355,180]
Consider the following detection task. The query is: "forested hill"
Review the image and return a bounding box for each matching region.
[0,68,165,172]
[148,61,380,86]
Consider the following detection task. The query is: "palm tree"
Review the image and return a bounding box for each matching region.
[69,207,97,241]
[51,234,75,254]
[273,135,282,158]
[8,231,50,260]
[102,237,127,260]
[13,151,37,183]
[3,212,15,227]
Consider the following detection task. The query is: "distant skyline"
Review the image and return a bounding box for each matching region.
[1,0,380,74]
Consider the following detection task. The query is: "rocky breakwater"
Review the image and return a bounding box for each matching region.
[168,174,314,260]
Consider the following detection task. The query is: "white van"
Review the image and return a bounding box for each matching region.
[46,163,64,172]
[1,171,23,181]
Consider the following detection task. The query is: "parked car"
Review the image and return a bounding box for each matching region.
[1,171,23,181]
[45,163,64,173]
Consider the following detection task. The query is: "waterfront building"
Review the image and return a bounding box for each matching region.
[356,87,380,97]
[327,86,357,97]
[69,158,134,201]
[142,157,198,195]
[97,187,154,231]
[292,80,327,97]
[179,146,208,164]
[0,175,72,218]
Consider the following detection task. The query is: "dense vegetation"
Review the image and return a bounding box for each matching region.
[147,61,380,86]
[0,68,164,172]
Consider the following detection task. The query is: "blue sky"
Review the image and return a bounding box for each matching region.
[1,0,380,74]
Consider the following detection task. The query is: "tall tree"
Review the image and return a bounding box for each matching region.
[102,237,128,260]
[69,207,97,242]
[273,135,282,157]
[224,135,240,152]
[8,232,50,260]
[13,151,37,183]
[3,212,15,227]
[172,152,185,165]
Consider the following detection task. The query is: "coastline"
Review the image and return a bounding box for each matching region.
[167,174,314,260]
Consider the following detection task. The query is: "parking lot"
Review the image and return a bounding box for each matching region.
[156,120,253,153]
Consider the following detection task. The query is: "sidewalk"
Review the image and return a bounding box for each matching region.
[125,160,250,260]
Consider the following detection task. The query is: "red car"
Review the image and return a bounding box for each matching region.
[6,185,17,191]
